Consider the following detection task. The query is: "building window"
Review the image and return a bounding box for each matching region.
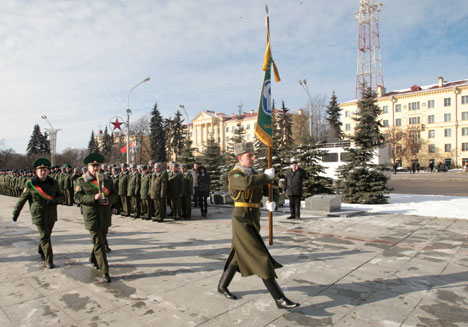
[444,128,451,137]
[383,106,388,113]
[395,118,401,126]
[226,136,229,142]
[395,104,401,112]
[462,127,468,136]
[463,143,468,151]
[231,126,235,132]
[225,127,229,132]
[445,144,451,152]
[428,130,435,138]
[444,98,451,107]
[345,111,350,117]
[428,115,435,123]
[462,112,468,120]
[409,116,420,125]
[428,144,435,153]
[462,95,468,105]
[428,100,435,108]
[345,123,351,131]
[409,102,420,111]
[444,113,451,122]
[246,124,251,130]
[246,134,251,140]
[382,120,389,127]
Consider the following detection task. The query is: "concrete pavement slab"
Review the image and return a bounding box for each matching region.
[1,194,467,326]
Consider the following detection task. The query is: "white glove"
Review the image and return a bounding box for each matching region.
[264,168,275,179]
[266,201,276,212]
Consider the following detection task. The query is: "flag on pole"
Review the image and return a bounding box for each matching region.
[120,142,135,156]
[255,41,280,147]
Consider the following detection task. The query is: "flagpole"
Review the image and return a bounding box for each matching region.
[265,4,274,246]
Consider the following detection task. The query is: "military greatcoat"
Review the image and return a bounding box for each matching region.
[224,165,282,280]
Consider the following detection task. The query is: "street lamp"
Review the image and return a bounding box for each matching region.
[126,77,150,165]
[298,79,313,138]
[41,115,61,166]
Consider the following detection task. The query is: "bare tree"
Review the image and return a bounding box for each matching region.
[130,114,151,164]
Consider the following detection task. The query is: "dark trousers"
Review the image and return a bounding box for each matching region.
[289,195,301,218]
[198,195,208,215]
[120,195,131,215]
[89,229,109,274]
[193,187,198,206]
[36,223,55,264]
[181,194,192,218]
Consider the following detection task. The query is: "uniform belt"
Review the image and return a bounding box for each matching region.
[234,202,260,208]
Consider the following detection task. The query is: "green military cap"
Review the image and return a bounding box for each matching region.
[33,158,51,170]
[170,162,179,168]
[154,162,164,169]
[63,163,72,168]
[129,163,137,168]
[234,142,254,156]
[120,163,128,168]
[84,153,105,166]
[181,164,188,169]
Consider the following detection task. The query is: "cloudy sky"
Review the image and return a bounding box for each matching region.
[1,0,467,154]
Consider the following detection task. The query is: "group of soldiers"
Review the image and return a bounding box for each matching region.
[2,160,201,223]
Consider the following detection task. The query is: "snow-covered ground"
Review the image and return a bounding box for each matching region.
[296,194,468,220]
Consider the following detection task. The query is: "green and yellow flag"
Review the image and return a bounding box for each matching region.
[255,41,280,147]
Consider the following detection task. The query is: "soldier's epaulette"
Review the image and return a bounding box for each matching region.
[229,168,244,178]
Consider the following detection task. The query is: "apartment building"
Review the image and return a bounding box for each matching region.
[340,77,468,168]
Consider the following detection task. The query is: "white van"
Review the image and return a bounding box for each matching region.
[318,141,392,180]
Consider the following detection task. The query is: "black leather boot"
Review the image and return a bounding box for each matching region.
[263,278,300,309]
[217,265,237,300]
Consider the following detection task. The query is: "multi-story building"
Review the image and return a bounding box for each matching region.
[340,76,468,168]
[189,109,307,154]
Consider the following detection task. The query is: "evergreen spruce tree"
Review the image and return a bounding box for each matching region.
[325,91,343,140]
[199,134,226,191]
[101,126,113,159]
[337,86,390,204]
[276,100,294,163]
[87,130,100,154]
[291,141,334,197]
[26,124,49,155]
[171,110,185,161]
[226,104,247,166]
[179,134,195,165]
[150,102,166,162]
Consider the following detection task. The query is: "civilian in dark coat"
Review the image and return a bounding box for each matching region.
[197,166,210,217]
[284,160,307,219]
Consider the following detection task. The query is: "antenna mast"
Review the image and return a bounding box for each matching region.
[355,0,384,98]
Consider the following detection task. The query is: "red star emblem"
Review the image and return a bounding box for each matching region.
[111,118,124,131]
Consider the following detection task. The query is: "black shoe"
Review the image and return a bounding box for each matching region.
[47,262,55,269]
[287,216,296,219]
[275,296,300,309]
[217,265,238,300]
[39,253,45,261]
[105,245,112,252]
[102,273,111,283]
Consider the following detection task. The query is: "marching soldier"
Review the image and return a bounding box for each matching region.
[62,164,74,205]
[74,153,117,283]
[167,162,183,220]
[12,158,63,269]
[110,166,121,215]
[150,162,167,222]
[217,142,299,309]
[180,164,193,219]
[118,163,131,217]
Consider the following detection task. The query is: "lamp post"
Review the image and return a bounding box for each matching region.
[298,79,313,138]
[41,115,61,166]
[126,77,150,165]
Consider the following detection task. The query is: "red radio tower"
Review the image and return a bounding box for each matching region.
[355,0,384,98]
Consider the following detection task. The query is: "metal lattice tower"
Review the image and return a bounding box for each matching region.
[355,0,384,98]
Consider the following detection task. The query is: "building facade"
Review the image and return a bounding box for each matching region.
[340,77,468,168]
[189,109,306,154]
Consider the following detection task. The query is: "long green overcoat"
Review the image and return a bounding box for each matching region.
[12,176,63,225]
[74,172,118,231]
[224,167,282,279]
